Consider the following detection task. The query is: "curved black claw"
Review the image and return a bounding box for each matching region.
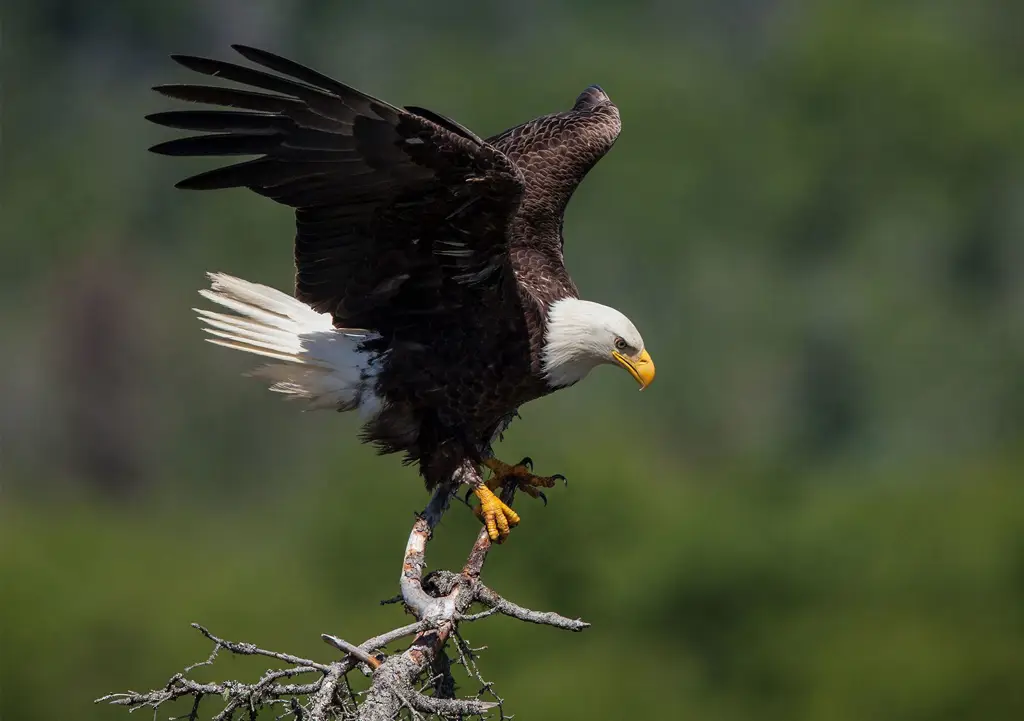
[552,473,567,487]
[537,491,548,507]
[518,456,533,471]
[463,488,475,507]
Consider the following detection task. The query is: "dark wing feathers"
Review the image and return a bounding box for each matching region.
[172,159,327,191]
[150,46,619,331]
[168,53,343,111]
[488,84,620,251]
[230,44,357,97]
[403,105,486,144]
[150,133,284,157]
[573,84,613,112]
[145,110,287,134]
[153,85,346,133]
[149,46,525,329]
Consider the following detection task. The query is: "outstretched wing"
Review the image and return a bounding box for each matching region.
[148,45,524,332]
[488,85,620,252]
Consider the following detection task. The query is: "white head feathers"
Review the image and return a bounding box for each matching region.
[541,298,646,388]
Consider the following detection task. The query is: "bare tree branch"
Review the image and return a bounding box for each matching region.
[98,460,588,720]
[476,584,591,631]
[191,622,333,672]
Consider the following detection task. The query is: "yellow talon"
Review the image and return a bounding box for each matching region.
[472,485,520,543]
[470,457,563,541]
[483,457,566,501]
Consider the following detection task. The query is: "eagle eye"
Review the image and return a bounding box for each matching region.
[614,337,627,351]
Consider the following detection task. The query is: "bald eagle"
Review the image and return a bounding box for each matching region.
[149,46,654,542]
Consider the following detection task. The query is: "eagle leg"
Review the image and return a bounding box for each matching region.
[471,485,520,544]
[463,457,564,542]
[483,457,567,506]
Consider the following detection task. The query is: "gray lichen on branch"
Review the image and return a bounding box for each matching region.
[97,463,589,720]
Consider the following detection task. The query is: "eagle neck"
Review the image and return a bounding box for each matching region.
[540,298,606,389]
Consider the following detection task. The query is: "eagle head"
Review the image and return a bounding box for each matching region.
[541,298,655,390]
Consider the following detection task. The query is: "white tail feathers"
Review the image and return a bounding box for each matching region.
[195,273,383,414]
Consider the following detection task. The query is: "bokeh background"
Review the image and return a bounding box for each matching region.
[3,1,1024,719]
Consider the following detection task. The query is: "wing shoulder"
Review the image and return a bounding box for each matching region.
[488,85,620,216]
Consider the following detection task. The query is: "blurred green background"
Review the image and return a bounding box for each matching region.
[3,1,1024,719]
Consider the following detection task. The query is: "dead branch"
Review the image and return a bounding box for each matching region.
[97,459,589,720]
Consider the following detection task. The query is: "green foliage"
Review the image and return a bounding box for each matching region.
[3,1,1023,719]
[4,452,1024,720]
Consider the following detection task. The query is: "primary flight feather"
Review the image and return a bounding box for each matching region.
[149,45,655,542]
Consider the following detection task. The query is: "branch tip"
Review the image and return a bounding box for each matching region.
[321,634,382,669]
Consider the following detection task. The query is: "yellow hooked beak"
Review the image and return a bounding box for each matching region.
[612,348,656,390]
